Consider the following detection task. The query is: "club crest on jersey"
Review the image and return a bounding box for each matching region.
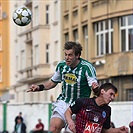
[64,73,77,85]
[102,111,106,118]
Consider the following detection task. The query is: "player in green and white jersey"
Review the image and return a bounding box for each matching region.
[52,58,97,104]
[28,41,99,133]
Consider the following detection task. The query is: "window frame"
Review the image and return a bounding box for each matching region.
[120,15,133,52]
[95,19,113,56]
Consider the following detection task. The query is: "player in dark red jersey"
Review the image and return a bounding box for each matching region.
[65,83,129,133]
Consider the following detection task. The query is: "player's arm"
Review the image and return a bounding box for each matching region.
[27,80,57,92]
[85,65,99,95]
[65,108,76,133]
[65,98,83,133]
[102,126,129,133]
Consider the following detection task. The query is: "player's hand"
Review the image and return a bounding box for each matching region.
[119,126,129,133]
[68,120,76,133]
[92,82,100,96]
[92,82,99,89]
[129,121,133,128]
[27,84,39,92]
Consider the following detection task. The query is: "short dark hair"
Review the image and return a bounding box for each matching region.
[99,83,117,94]
[19,112,22,115]
[97,83,117,96]
[64,41,82,56]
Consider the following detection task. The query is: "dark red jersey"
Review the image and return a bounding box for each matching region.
[70,97,111,133]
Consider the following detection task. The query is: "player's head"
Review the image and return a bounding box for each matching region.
[63,41,83,68]
[99,83,117,94]
[64,41,82,57]
[98,83,117,104]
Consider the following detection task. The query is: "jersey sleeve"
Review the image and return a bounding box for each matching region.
[51,62,62,83]
[70,98,83,114]
[85,64,98,86]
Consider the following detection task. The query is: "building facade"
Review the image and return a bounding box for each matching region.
[61,0,133,101]
[0,0,10,98]
[4,0,132,104]
[9,0,56,103]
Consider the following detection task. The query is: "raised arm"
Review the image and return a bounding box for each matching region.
[27,80,58,92]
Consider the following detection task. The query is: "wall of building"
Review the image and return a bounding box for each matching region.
[0,0,10,96]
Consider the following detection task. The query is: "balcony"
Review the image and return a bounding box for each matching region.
[18,64,52,84]
[25,31,32,44]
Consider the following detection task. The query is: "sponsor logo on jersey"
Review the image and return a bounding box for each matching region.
[64,73,77,85]
[83,122,102,133]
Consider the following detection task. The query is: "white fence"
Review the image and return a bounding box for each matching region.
[4,102,50,133]
[0,101,132,132]
[110,101,133,128]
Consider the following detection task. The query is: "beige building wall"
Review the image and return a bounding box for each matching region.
[9,0,56,103]
[7,0,133,103]
[0,0,10,98]
[61,0,133,101]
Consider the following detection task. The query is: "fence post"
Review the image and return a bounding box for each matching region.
[48,103,52,133]
[3,102,7,131]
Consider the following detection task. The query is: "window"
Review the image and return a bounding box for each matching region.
[98,79,112,86]
[0,65,2,81]
[82,5,87,12]
[64,33,69,42]
[34,6,39,26]
[0,4,2,19]
[129,29,133,50]
[73,10,78,17]
[46,5,49,24]
[83,25,88,60]
[95,19,113,56]
[27,44,33,67]
[120,15,133,51]
[54,41,58,62]
[35,45,39,65]
[46,44,49,63]
[64,14,69,22]
[21,50,25,69]
[126,89,133,101]
[73,29,78,42]
[0,34,2,50]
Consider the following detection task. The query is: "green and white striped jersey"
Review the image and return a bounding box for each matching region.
[51,58,97,104]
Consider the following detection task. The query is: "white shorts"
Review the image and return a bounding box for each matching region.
[51,100,70,123]
[51,100,75,133]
